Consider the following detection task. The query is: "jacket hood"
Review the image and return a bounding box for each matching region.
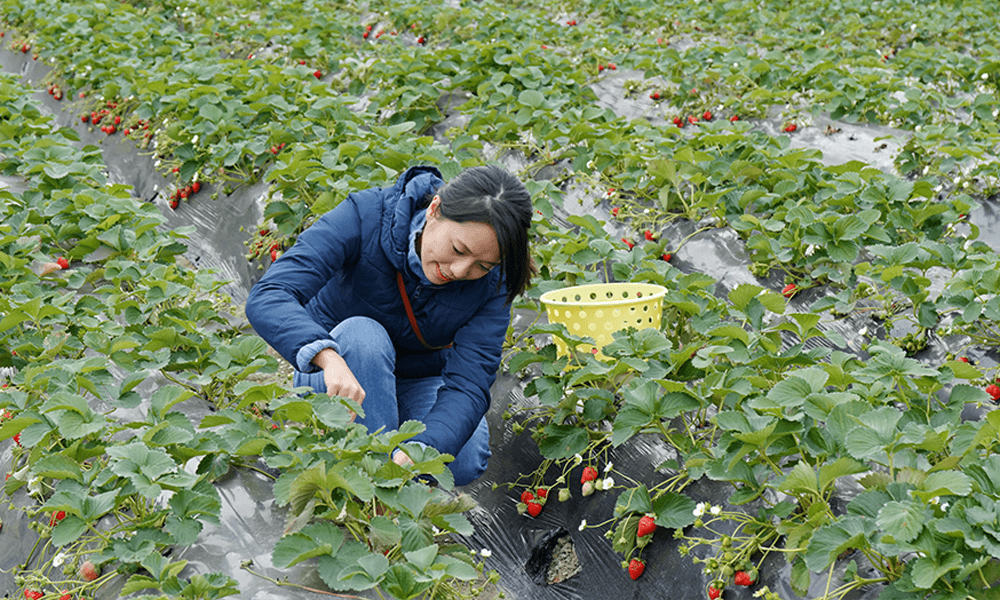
[381,166,445,273]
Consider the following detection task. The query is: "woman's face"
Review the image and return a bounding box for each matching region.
[419,196,500,285]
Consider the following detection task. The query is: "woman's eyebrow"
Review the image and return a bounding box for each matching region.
[457,242,500,266]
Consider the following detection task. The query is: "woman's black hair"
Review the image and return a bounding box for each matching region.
[431,165,533,304]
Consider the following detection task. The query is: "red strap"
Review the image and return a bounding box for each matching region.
[396,272,453,350]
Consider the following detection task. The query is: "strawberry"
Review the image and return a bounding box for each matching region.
[21,43,29,53]
[958,357,970,363]
[60,592,72,600]
[81,114,89,123]
[598,64,605,72]
[734,570,754,586]
[703,110,713,120]
[192,181,201,194]
[608,63,616,70]
[172,166,179,173]
[270,249,279,261]
[784,123,797,133]
[56,257,69,269]
[688,115,699,124]
[637,515,656,538]
[621,237,635,250]
[179,189,189,200]
[628,558,645,580]
[986,384,1000,402]
[566,20,577,26]
[25,591,43,600]
[13,432,20,447]
[611,206,620,217]
[673,116,684,127]
[79,560,99,581]
[782,283,796,298]
[526,501,542,517]
[662,253,672,262]
[363,31,369,39]
[581,480,595,496]
[169,199,179,210]
[113,115,121,125]
[313,70,322,79]
[581,466,598,483]
[78,91,85,98]
[417,36,426,44]
[729,115,739,122]
[644,230,654,241]
[520,490,535,504]
[708,586,721,599]
[49,510,66,526]
[650,92,660,100]
[536,487,548,499]
[270,146,279,155]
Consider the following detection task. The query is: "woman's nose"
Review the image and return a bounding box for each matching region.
[453,257,474,279]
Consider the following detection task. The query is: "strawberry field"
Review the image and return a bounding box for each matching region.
[1,0,1000,598]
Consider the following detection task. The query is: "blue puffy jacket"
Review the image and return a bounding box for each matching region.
[245,166,510,457]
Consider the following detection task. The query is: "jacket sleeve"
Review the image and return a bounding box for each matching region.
[408,289,510,458]
[244,195,366,370]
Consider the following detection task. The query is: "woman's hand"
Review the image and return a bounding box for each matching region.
[312,348,365,419]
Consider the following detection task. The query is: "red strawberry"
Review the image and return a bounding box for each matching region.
[958,357,969,363]
[526,501,542,517]
[662,253,672,262]
[192,181,201,194]
[172,166,179,173]
[363,31,369,39]
[784,123,797,133]
[270,146,279,155]
[708,586,721,600]
[113,115,121,125]
[644,230,654,241]
[628,558,645,580]
[13,432,20,447]
[581,466,598,483]
[734,570,754,586]
[21,43,29,53]
[81,114,89,123]
[611,206,620,217]
[417,36,426,44]
[598,64,605,72]
[79,91,85,98]
[313,70,323,79]
[621,237,634,250]
[703,110,712,120]
[673,116,684,127]
[536,487,548,499]
[259,228,270,235]
[729,115,739,122]
[520,490,535,504]
[79,560,99,581]
[270,249,279,261]
[782,283,796,298]
[179,189,189,200]
[60,592,71,600]
[637,515,656,538]
[650,92,660,100]
[608,63,616,70]
[986,384,1000,402]
[688,115,699,124]
[169,199,179,210]
[56,257,69,269]
[24,591,43,600]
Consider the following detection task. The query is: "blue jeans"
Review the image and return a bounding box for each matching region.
[293,316,490,486]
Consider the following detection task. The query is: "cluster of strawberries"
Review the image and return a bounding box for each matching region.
[81,100,122,136]
[516,486,548,517]
[166,172,203,210]
[616,228,671,262]
[45,82,64,100]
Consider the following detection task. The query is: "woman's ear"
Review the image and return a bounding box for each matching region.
[427,195,441,219]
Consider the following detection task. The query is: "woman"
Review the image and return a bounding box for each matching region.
[245,165,533,486]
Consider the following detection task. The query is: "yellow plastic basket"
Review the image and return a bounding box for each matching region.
[540,283,668,359]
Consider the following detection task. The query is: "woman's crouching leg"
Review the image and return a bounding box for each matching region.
[448,416,491,487]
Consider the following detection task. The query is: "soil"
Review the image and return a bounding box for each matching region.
[545,533,582,585]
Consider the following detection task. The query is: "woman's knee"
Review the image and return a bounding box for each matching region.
[331,317,395,366]
[451,418,491,486]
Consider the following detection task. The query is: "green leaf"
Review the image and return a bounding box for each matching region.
[614,485,653,516]
[51,515,88,546]
[518,89,545,109]
[32,454,83,482]
[651,492,697,529]
[876,501,925,543]
[369,516,402,549]
[537,423,589,459]
[779,461,818,495]
[273,532,337,568]
[910,552,963,589]
[790,557,811,597]
[381,564,430,600]
[804,517,871,572]
[403,544,438,571]
[915,471,972,500]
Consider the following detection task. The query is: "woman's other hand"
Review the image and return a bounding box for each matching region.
[313,348,365,418]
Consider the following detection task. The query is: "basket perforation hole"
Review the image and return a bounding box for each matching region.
[589,293,597,300]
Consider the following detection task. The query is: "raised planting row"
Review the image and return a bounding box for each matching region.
[0,68,487,600]
[1,0,1000,598]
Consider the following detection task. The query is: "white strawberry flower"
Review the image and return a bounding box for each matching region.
[53,552,68,567]
[922,166,929,175]
[709,505,721,515]
[693,502,707,517]
[982,73,989,80]
[858,326,868,337]
[579,519,587,531]
[604,462,613,473]
[602,476,614,489]
[480,548,492,558]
